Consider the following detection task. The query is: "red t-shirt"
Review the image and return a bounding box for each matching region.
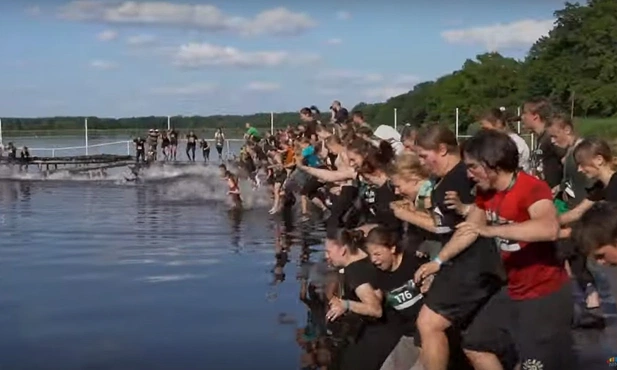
[475,172,568,300]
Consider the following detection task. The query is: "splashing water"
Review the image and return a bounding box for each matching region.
[0,162,273,209]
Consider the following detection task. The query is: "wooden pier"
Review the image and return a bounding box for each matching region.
[0,154,135,177]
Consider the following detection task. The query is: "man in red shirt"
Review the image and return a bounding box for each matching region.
[455,129,574,369]
[414,128,574,368]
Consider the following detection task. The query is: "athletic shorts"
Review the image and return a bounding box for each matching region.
[510,281,576,370]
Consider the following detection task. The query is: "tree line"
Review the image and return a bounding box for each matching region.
[2,0,615,134]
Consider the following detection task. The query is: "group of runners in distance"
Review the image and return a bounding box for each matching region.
[222,98,617,370]
[132,127,227,163]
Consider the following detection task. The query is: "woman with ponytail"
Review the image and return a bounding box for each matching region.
[324,228,401,370]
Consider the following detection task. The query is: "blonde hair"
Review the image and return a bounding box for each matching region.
[389,153,430,180]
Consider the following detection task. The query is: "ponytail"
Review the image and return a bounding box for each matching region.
[327,228,366,254]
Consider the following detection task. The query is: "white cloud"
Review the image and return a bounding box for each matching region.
[363,87,411,101]
[97,29,118,41]
[336,11,351,21]
[26,5,41,16]
[172,42,319,69]
[89,59,118,70]
[150,83,217,96]
[315,70,384,86]
[126,34,157,46]
[245,81,281,92]
[441,19,554,50]
[326,38,342,45]
[58,1,316,36]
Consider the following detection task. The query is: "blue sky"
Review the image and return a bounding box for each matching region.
[0,0,567,118]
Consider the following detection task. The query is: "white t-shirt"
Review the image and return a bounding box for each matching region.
[508,132,531,173]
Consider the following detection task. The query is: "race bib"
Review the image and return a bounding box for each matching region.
[432,206,452,234]
[564,181,575,199]
[385,281,423,311]
[495,237,521,252]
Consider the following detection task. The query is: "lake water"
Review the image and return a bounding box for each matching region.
[0,136,616,369]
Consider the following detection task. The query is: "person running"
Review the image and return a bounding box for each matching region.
[323,228,399,370]
[365,226,474,370]
[547,114,603,311]
[393,125,507,370]
[169,128,178,161]
[133,136,146,163]
[521,97,563,193]
[225,170,242,209]
[214,128,225,161]
[456,129,575,370]
[244,122,261,144]
[199,138,210,163]
[479,108,530,173]
[186,131,197,161]
[300,106,320,143]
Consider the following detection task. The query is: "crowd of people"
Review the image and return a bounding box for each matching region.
[132,127,227,163]
[228,98,617,370]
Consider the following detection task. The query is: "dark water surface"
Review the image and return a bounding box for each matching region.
[1,178,617,370]
[0,179,319,370]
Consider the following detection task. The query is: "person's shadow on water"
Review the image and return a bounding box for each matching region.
[228,207,243,251]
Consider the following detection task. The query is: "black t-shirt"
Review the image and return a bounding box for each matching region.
[363,181,401,230]
[305,120,318,140]
[187,134,197,145]
[342,257,378,302]
[375,251,428,336]
[334,108,349,124]
[169,131,178,144]
[430,161,502,278]
[586,172,617,203]
[430,161,474,238]
[133,138,145,151]
[531,130,563,188]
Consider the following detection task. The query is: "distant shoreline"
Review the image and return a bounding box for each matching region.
[0,127,274,140]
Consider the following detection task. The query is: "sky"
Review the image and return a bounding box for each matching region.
[0,0,568,118]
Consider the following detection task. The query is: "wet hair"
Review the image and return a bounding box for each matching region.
[359,141,396,175]
[219,164,227,171]
[415,124,459,154]
[365,226,402,254]
[573,137,613,166]
[548,112,574,130]
[352,111,364,120]
[571,201,617,256]
[326,228,366,254]
[462,129,519,173]
[523,97,554,123]
[389,152,430,179]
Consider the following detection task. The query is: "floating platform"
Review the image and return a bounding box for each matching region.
[0,154,136,177]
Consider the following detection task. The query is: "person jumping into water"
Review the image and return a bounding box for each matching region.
[225,170,242,209]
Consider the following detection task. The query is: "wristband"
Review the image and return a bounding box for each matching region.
[433,257,443,266]
[344,300,350,311]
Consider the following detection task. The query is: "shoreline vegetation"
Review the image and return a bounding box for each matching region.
[1,117,617,139]
[1,0,616,139]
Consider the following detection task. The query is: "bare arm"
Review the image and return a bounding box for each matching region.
[487,199,560,242]
[559,198,594,225]
[392,206,437,233]
[437,205,486,263]
[348,283,383,318]
[298,164,356,182]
